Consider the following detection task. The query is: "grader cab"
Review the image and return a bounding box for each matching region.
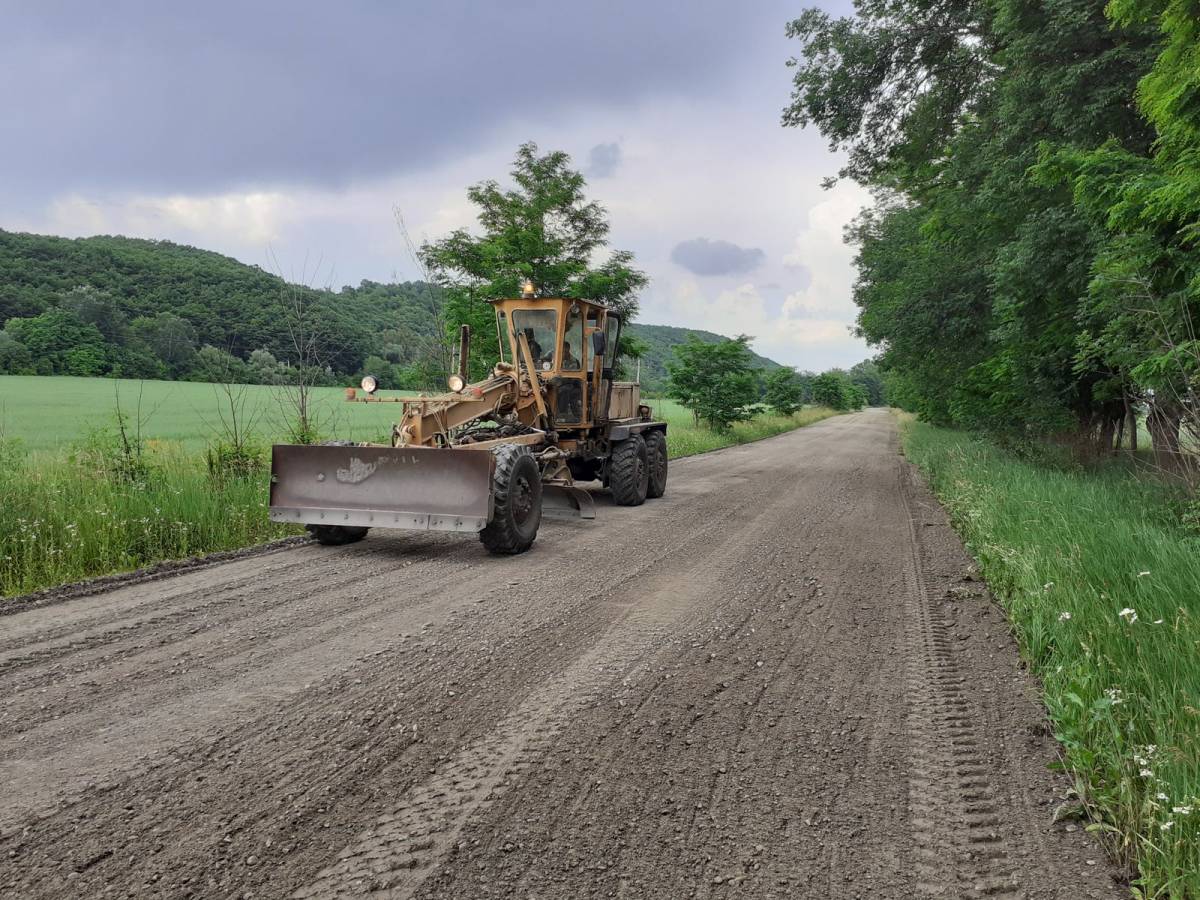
[268,287,667,554]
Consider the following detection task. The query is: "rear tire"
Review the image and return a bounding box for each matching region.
[609,435,649,506]
[645,431,668,499]
[480,445,543,554]
[306,524,369,545]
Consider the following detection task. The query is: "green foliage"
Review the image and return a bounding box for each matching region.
[849,359,886,406]
[0,442,292,598]
[420,142,647,380]
[763,367,805,416]
[6,307,111,375]
[812,370,865,411]
[788,0,1161,450]
[905,418,1200,893]
[654,398,839,458]
[0,331,33,374]
[0,229,451,387]
[666,335,760,431]
[625,322,784,391]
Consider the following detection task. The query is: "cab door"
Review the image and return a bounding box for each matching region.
[552,301,588,426]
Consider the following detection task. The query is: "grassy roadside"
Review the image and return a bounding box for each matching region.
[0,385,839,599]
[901,416,1200,897]
[652,398,838,456]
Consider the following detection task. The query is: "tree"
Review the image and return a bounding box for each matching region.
[849,359,886,406]
[190,345,252,384]
[420,142,648,380]
[788,0,1158,450]
[667,335,759,431]
[5,308,110,375]
[60,286,130,346]
[812,371,849,410]
[764,367,805,416]
[131,312,197,372]
[248,348,284,385]
[0,331,33,374]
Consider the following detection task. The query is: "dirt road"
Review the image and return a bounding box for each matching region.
[0,410,1123,899]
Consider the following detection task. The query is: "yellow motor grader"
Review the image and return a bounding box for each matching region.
[268,285,667,554]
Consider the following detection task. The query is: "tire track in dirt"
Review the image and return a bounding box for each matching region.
[292,484,803,898]
[900,464,1022,898]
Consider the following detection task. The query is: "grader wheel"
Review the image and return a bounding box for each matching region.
[644,431,668,499]
[609,435,649,506]
[479,444,543,554]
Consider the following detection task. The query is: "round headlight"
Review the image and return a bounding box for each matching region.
[447,373,466,392]
[360,374,379,394]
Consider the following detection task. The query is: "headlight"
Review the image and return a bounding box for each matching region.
[447,374,466,392]
[360,374,379,394]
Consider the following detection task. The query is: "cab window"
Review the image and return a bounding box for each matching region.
[511,308,559,371]
[603,314,621,369]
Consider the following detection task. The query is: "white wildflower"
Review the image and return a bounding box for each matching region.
[1157,792,1170,801]
[1161,821,1174,831]
[1043,582,1055,591]
[1104,687,1124,705]
[1141,768,1154,778]
[1059,611,1072,622]
[1119,607,1138,623]
[1172,806,1194,816]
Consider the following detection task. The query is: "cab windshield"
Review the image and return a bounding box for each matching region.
[511,308,559,371]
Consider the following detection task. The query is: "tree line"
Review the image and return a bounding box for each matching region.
[665,333,882,430]
[785,0,1200,469]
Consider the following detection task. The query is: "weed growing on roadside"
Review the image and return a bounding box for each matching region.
[903,420,1200,895]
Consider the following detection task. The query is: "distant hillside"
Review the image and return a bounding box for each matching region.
[0,229,787,388]
[626,323,783,392]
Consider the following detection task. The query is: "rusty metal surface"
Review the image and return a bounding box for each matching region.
[542,484,596,520]
[269,444,494,533]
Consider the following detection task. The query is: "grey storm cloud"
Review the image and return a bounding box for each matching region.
[1,1,788,202]
[670,238,766,276]
[587,143,622,179]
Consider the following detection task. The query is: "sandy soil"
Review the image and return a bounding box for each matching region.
[0,410,1125,898]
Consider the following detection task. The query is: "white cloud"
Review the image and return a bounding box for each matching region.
[43,191,293,246]
[781,183,871,322]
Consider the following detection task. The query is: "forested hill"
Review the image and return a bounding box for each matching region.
[0,229,787,388]
[0,230,442,384]
[628,323,781,390]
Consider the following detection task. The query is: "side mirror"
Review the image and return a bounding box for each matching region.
[591,331,607,357]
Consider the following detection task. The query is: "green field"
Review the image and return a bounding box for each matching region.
[902,416,1200,896]
[0,375,405,452]
[0,375,834,457]
[0,376,837,598]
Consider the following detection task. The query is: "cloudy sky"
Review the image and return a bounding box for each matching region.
[2,0,870,370]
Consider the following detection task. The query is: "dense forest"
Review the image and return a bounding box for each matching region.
[0,229,794,391]
[786,0,1200,468]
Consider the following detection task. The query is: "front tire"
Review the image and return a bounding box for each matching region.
[306,524,369,545]
[479,445,543,554]
[644,431,668,499]
[609,435,649,506]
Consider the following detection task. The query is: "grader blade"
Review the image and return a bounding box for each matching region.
[269,444,494,533]
[542,483,597,520]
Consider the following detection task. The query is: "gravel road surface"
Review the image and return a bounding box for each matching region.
[0,410,1124,898]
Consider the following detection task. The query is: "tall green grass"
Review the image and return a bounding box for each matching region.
[903,419,1200,897]
[0,442,294,598]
